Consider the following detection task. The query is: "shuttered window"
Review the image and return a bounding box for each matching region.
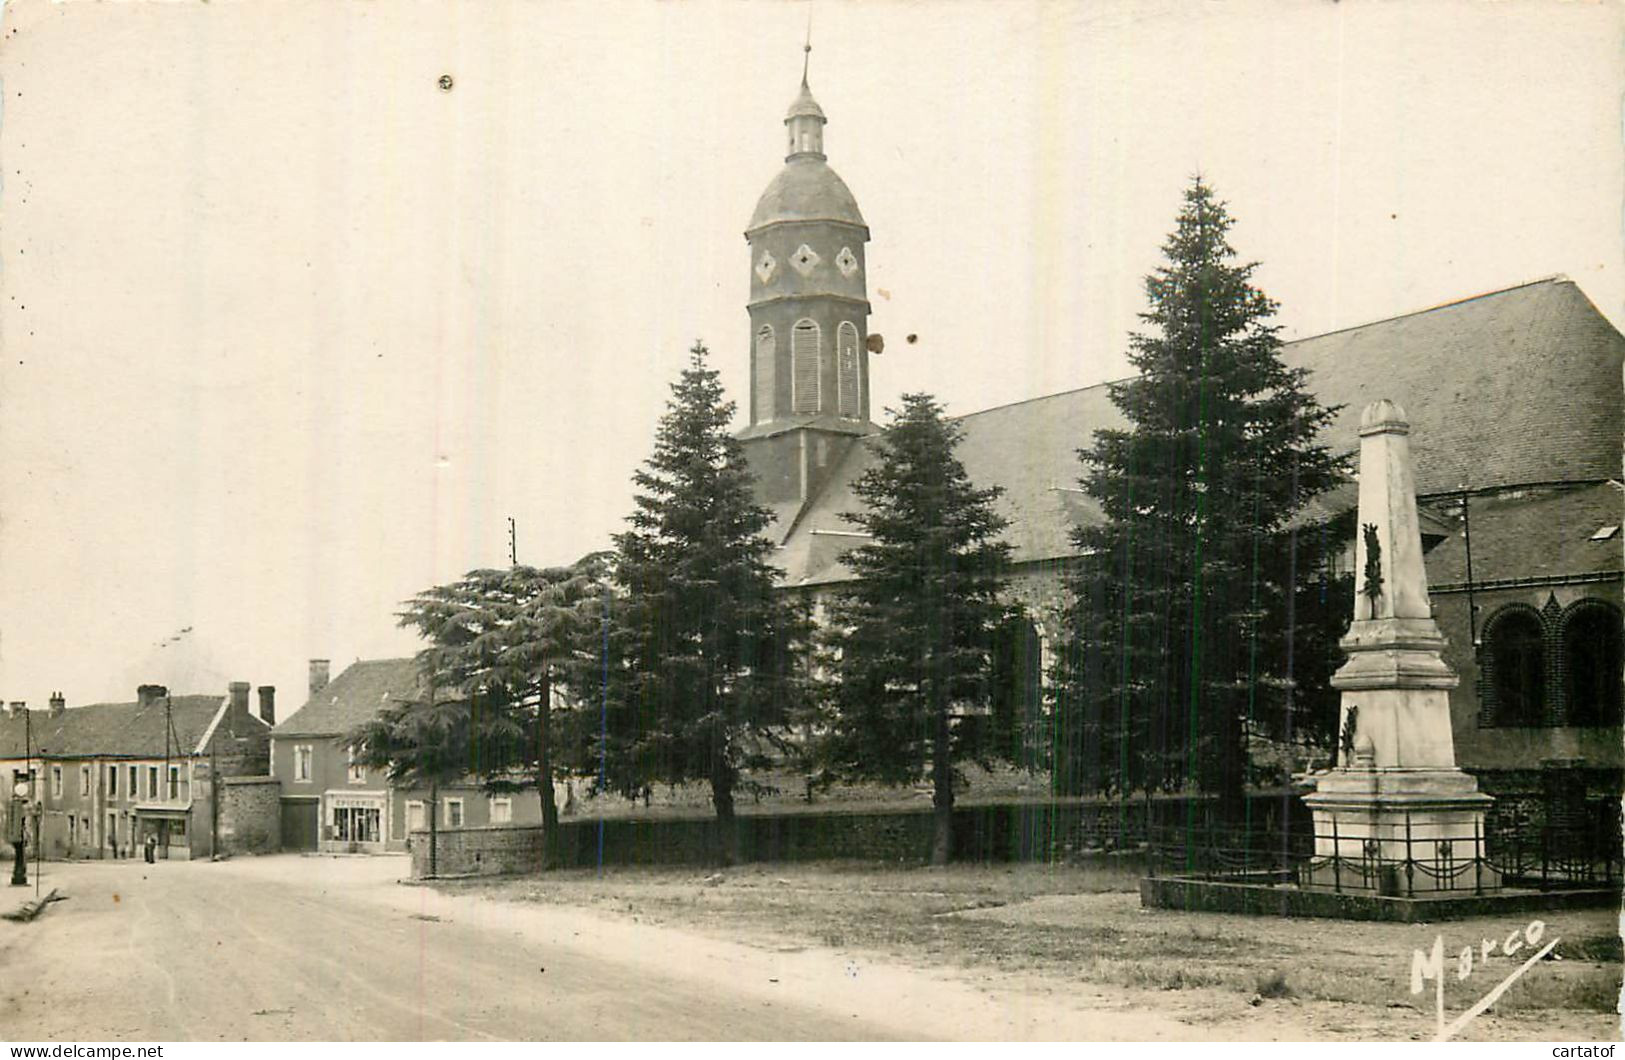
[792,319,820,414]
[837,322,860,418]
[754,326,775,423]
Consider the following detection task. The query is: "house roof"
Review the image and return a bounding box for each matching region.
[0,694,231,760]
[1423,482,1625,587]
[272,658,424,738]
[771,277,1625,588]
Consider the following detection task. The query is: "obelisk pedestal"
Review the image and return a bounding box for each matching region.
[1302,400,1498,894]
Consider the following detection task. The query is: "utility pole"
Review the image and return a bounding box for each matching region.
[210,741,219,860]
[164,693,172,859]
[428,677,438,879]
[508,517,518,566]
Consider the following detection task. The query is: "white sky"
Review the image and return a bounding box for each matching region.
[1,0,1620,712]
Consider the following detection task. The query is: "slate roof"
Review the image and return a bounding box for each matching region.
[0,694,229,760]
[272,658,425,738]
[747,158,867,234]
[1424,482,1625,587]
[771,277,1624,588]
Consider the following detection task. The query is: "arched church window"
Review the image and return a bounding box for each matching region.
[1564,601,1622,727]
[837,322,860,419]
[792,319,820,414]
[1485,607,1547,727]
[754,326,776,424]
[989,615,1044,773]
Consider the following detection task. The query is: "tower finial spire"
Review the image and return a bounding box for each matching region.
[802,9,812,85]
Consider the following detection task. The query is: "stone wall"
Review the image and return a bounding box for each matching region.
[409,792,1313,878]
[410,824,549,878]
[218,776,281,855]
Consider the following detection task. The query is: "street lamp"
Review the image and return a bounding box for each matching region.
[9,780,27,886]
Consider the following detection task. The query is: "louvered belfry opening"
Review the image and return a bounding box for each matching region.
[837,321,860,419]
[792,319,821,414]
[754,325,776,423]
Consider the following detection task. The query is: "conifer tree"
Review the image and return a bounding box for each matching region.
[820,393,1017,865]
[1052,178,1348,815]
[603,342,808,862]
[393,556,609,867]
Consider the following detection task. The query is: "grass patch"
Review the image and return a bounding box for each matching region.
[1256,969,1293,999]
[443,860,1622,1017]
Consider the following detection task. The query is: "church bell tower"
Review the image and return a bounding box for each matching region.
[737,49,876,508]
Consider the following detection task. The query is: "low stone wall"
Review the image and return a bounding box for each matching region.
[1140,875,1622,921]
[410,824,549,878]
[409,793,1313,878]
[219,776,281,855]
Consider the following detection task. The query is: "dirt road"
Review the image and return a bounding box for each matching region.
[0,854,1215,1041]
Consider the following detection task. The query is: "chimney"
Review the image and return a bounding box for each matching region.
[6,701,23,719]
[257,685,276,726]
[136,685,168,709]
[309,659,331,697]
[48,692,64,717]
[229,681,250,714]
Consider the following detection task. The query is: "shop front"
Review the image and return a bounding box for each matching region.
[132,805,192,860]
[324,792,386,853]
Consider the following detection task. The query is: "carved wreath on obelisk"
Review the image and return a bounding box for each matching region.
[1361,522,1384,606]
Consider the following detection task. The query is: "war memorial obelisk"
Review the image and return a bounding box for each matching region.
[1302,399,1499,894]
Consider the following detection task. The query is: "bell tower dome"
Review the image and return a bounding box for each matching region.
[738,48,876,508]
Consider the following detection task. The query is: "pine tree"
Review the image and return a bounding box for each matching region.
[603,341,808,862]
[1052,178,1348,817]
[393,556,610,867]
[820,393,1017,865]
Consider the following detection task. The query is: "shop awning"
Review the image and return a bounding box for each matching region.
[132,804,191,818]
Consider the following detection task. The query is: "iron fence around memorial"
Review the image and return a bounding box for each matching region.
[1142,812,1622,895]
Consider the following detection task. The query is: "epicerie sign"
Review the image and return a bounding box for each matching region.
[329,796,383,811]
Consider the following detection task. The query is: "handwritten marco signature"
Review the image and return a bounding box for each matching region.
[1410,919,1559,1040]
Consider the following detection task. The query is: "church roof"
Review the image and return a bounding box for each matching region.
[747,158,867,235]
[787,80,826,121]
[1424,482,1623,587]
[771,277,1625,588]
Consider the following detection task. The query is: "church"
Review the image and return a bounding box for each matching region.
[735,67,1624,835]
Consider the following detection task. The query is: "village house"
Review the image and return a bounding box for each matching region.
[0,682,276,861]
[270,658,542,853]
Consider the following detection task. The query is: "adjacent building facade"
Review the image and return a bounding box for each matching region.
[0,682,275,860]
[270,658,542,853]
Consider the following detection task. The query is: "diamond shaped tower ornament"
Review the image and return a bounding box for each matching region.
[836,246,858,277]
[755,250,777,284]
[791,244,821,276]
